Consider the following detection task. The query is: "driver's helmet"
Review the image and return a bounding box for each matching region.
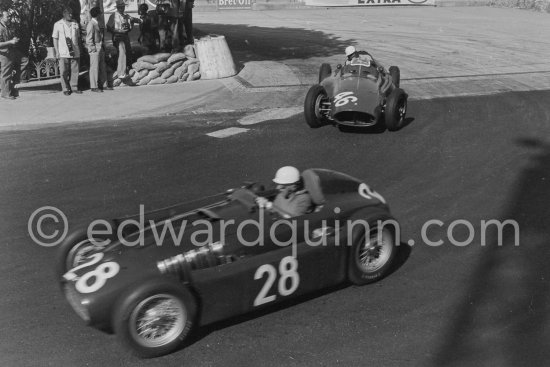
[273,166,300,185]
[345,45,356,58]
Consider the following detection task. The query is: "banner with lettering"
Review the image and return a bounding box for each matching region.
[218,0,253,9]
[303,0,435,6]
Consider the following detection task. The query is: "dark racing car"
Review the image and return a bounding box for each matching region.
[304,60,408,131]
[56,169,400,358]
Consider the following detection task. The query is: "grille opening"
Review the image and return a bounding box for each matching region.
[335,111,377,126]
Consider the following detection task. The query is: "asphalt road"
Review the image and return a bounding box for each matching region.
[1,89,550,367]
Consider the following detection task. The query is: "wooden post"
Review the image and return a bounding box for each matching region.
[194,35,237,80]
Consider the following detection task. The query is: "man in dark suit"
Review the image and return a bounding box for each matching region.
[86,6,108,92]
[0,7,29,99]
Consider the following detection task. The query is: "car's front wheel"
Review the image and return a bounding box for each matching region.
[348,225,397,285]
[113,279,197,358]
[304,84,329,128]
[55,222,117,282]
[384,88,407,132]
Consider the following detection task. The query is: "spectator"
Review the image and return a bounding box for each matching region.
[86,7,108,92]
[107,0,140,79]
[138,3,161,53]
[0,8,29,100]
[52,7,82,95]
[163,0,194,51]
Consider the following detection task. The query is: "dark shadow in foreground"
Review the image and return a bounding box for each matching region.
[336,117,415,134]
[432,137,550,366]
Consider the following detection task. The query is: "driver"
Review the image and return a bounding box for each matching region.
[344,45,393,96]
[344,45,381,69]
[256,166,312,218]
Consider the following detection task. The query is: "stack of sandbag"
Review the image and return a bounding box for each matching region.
[117,45,201,87]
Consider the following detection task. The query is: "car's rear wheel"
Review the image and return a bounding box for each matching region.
[389,65,400,88]
[304,84,329,128]
[113,279,197,358]
[384,88,407,132]
[318,63,332,83]
[348,225,397,285]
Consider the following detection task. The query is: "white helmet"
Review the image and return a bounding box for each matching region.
[273,166,300,185]
[345,45,356,57]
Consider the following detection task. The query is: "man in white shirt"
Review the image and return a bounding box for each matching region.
[52,7,82,95]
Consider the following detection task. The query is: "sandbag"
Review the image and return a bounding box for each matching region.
[171,60,185,70]
[178,72,189,82]
[187,63,200,76]
[166,75,178,84]
[161,66,176,80]
[182,58,199,68]
[147,70,160,80]
[183,44,196,59]
[138,53,171,64]
[138,69,149,79]
[155,61,170,73]
[131,72,141,84]
[138,76,152,86]
[174,64,188,79]
[132,60,156,71]
[167,53,187,64]
[148,78,167,85]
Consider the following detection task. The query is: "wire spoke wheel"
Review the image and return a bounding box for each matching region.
[355,228,393,273]
[130,294,186,348]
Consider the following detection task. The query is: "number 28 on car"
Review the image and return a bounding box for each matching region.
[56,169,400,358]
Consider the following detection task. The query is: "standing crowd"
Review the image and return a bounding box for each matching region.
[0,0,194,100]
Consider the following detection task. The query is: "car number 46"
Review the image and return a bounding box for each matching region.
[253,256,300,307]
[334,92,358,107]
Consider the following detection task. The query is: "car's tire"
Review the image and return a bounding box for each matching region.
[318,63,332,83]
[113,279,197,358]
[54,222,117,282]
[348,224,397,285]
[384,88,407,132]
[389,65,400,88]
[304,84,328,129]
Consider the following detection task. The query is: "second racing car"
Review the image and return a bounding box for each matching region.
[304,56,408,132]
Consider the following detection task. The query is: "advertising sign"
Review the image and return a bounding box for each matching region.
[304,0,435,6]
[218,0,253,10]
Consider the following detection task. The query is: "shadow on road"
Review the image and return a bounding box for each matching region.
[336,117,415,134]
[432,137,550,366]
[195,23,352,66]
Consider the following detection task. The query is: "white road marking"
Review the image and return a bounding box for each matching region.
[239,107,303,125]
[207,127,249,138]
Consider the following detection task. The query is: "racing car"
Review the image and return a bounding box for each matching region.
[56,169,399,358]
[304,60,408,131]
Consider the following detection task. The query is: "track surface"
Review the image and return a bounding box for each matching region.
[1,89,550,366]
